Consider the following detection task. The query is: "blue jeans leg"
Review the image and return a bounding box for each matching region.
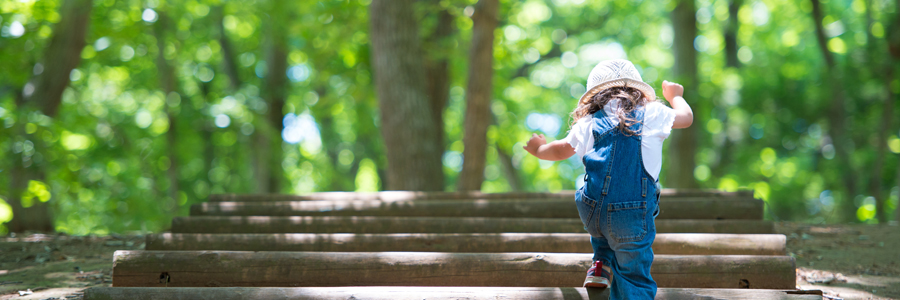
[606,212,657,299]
[590,235,616,268]
[609,241,656,300]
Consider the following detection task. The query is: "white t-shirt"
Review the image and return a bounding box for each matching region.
[562,98,678,180]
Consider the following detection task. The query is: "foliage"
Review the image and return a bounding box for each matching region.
[1,0,898,234]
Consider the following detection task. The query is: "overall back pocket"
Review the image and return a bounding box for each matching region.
[575,189,600,237]
[607,200,647,242]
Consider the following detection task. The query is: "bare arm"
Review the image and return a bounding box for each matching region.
[523,133,576,161]
[662,80,693,129]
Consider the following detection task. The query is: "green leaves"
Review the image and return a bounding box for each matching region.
[0,0,897,234]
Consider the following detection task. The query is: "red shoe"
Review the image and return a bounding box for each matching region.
[583,260,612,288]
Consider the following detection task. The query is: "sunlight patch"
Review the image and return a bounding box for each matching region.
[61,131,91,150]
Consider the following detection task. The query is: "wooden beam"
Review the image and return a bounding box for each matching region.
[207,189,755,201]
[110,251,796,289]
[85,287,823,300]
[190,198,763,219]
[146,233,786,255]
[170,216,775,234]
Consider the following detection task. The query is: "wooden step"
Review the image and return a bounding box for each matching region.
[146,233,786,255]
[190,198,763,220]
[208,189,755,202]
[84,287,823,300]
[170,216,775,234]
[111,251,796,289]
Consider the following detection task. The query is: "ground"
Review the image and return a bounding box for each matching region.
[0,222,897,300]
[779,222,900,300]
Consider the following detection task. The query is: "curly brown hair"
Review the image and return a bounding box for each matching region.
[570,86,652,136]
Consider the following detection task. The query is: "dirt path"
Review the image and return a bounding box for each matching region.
[779,222,900,300]
[0,223,897,299]
[0,234,142,300]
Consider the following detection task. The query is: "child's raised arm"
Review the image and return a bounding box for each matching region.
[662,80,693,129]
[523,133,576,161]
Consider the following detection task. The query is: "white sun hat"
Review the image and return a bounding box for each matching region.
[578,59,656,105]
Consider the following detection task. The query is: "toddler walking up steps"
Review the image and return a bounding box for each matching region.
[86,189,816,300]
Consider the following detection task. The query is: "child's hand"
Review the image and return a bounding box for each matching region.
[662,80,684,101]
[523,133,546,156]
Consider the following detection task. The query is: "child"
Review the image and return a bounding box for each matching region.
[523,59,693,299]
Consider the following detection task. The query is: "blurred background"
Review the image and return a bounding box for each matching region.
[0,0,898,235]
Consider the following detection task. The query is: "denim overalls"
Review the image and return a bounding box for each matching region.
[574,107,661,299]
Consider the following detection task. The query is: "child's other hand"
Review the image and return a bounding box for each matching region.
[523,133,546,155]
[662,80,684,101]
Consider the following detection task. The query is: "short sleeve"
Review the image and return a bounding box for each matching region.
[642,101,677,141]
[561,117,593,159]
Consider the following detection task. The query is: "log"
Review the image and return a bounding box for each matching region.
[84,287,823,300]
[190,198,763,220]
[146,233,787,255]
[110,251,796,289]
[170,216,775,234]
[208,189,754,202]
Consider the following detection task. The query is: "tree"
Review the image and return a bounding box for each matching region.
[810,0,858,222]
[368,0,444,191]
[7,0,93,232]
[665,0,700,189]
[459,0,499,191]
[723,0,742,69]
[873,5,900,223]
[424,5,455,179]
[255,2,290,193]
[152,11,182,211]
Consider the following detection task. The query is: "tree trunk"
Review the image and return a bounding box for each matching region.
[262,36,288,193]
[810,0,858,222]
[896,156,900,223]
[369,0,444,191]
[459,0,499,191]
[888,9,900,224]
[424,7,455,167]
[496,145,522,191]
[8,148,54,233]
[870,50,895,223]
[214,6,241,91]
[8,0,93,233]
[152,12,181,210]
[25,0,92,117]
[665,0,699,189]
[253,3,289,193]
[198,82,216,191]
[723,0,742,68]
[871,67,894,223]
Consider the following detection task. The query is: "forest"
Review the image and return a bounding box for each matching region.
[1,0,898,235]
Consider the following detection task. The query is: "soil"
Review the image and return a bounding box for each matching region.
[780,222,900,300]
[0,234,144,300]
[0,222,897,300]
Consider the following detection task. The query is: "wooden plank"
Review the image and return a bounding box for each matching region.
[190,198,763,220]
[208,189,755,202]
[110,251,796,289]
[84,287,823,300]
[170,216,775,234]
[146,233,787,255]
